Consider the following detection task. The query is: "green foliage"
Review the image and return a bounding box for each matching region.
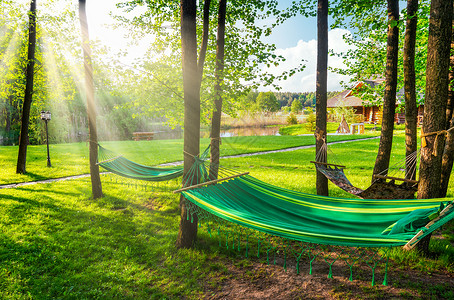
[330,0,430,105]
[290,99,302,114]
[0,1,165,145]
[286,113,298,125]
[255,91,279,113]
[112,0,307,125]
[273,91,335,109]
[281,106,291,113]
[238,90,259,113]
[304,107,316,131]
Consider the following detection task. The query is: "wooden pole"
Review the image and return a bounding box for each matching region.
[403,202,453,250]
[173,172,249,193]
[373,174,419,184]
[310,161,346,169]
[96,155,123,165]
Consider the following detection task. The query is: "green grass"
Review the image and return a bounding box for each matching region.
[0,178,213,298]
[0,134,453,298]
[279,121,341,135]
[0,134,379,185]
[279,121,396,135]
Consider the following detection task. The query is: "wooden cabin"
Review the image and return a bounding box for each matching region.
[327,80,424,125]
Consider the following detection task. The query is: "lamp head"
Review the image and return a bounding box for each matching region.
[40,111,51,121]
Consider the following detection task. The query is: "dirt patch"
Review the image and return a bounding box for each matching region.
[202,256,454,299]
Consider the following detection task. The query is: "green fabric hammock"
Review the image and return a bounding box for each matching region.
[181,175,454,248]
[97,145,184,182]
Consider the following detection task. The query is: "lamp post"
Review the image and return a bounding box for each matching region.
[40,110,51,167]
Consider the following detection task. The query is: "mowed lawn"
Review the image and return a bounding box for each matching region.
[1,134,453,299]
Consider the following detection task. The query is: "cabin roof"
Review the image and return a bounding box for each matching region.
[327,79,384,108]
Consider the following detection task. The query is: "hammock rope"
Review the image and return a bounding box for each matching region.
[313,140,419,198]
[421,126,454,156]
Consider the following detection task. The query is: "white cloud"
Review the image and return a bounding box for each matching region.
[262,28,354,92]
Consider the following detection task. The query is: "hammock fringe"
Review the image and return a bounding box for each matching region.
[189,199,392,285]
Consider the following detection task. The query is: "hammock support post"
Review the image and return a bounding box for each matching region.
[403,202,453,251]
[310,161,346,169]
[173,172,250,193]
[373,174,419,185]
[96,155,123,165]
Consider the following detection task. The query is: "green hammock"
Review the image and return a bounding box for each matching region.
[180,174,454,248]
[97,145,184,182]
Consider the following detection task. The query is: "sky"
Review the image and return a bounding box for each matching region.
[84,0,354,92]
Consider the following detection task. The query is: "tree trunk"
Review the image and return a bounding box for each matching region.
[372,0,399,181]
[446,14,454,128]
[417,0,453,254]
[16,0,36,174]
[440,117,454,198]
[439,5,454,198]
[403,0,419,180]
[315,0,328,196]
[79,0,103,199]
[209,0,227,180]
[418,0,452,199]
[196,0,211,86]
[176,0,200,249]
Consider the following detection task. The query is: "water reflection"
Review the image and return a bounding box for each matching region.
[153,126,280,140]
[217,126,280,138]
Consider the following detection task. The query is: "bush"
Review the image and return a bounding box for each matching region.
[287,113,298,125]
[304,108,316,131]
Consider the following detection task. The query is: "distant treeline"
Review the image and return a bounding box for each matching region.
[239,91,341,114]
[274,91,340,108]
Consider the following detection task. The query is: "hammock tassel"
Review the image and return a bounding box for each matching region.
[226,231,229,250]
[232,232,235,250]
[371,268,375,287]
[245,235,249,258]
[218,228,221,247]
[296,257,300,275]
[309,252,319,275]
[383,250,389,286]
[283,247,287,271]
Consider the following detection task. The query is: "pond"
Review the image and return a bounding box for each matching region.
[153,126,281,140]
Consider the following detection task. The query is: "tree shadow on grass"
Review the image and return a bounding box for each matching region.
[21,171,48,182]
[0,181,208,299]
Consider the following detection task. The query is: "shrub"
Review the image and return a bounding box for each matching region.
[304,108,316,131]
[287,113,298,125]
